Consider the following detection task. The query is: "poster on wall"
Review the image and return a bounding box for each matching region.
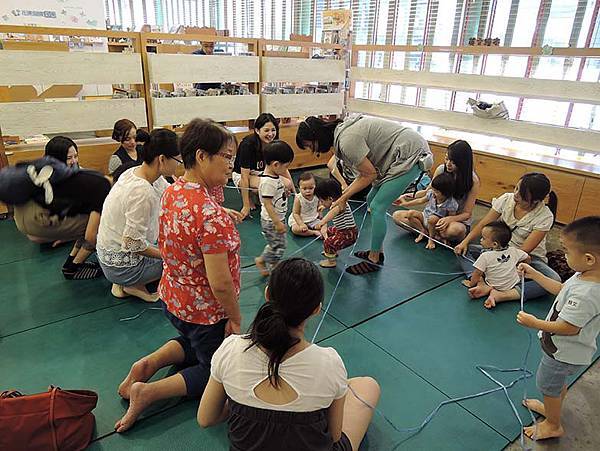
[0,0,105,30]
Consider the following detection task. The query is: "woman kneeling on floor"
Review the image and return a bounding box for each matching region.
[115,119,242,433]
[198,258,381,451]
[97,129,180,302]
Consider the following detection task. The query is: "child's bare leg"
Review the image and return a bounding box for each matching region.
[468,281,492,299]
[462,279,474,288]
[291,223,318,237]
[484,288,520,309]
[523,385,567,417]
[524,388,566,440]
[254,256,269,277]
[425,215,440,250]
[406,211,427,243]
[115,373,187,432]
[118,340,186,399]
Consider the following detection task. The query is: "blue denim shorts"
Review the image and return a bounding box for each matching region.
[99,256,163,286]
[536,352,584,397]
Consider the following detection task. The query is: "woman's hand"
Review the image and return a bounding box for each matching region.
[435,217,452,232]
[224,208,244,224]
[239,206,251,221]
[225,318,241,336]
[331,197,347,214]
[454,240,468,256]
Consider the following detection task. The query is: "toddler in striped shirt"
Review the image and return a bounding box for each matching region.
[315,179,358,268]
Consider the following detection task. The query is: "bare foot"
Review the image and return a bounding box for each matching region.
[123,286,159,303]
[115,382,153,433]
[319,259,336,268]
[468,285,490,299]
[524,419,564,440]
[425,240,436,250]
[522,399,546,417]
[462,279,473,288]
[484,294,497,309]
[310,230,322,238]
[414,234,425,243]
[111,284,128,299]
[254,257,269,277]
[118,358,156,400]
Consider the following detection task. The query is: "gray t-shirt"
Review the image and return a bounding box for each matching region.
[333,115,431,186]
[540,274,600,365]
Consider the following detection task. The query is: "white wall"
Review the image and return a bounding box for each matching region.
[0,0,105,29]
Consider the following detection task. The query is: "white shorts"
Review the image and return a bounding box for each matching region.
[288,216,320,229]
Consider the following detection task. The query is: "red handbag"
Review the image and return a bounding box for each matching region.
[0,386,98,451]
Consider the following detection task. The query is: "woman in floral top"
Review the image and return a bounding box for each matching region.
[115,118,243,433]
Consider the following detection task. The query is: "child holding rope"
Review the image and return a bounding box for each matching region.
[462,221,530,309]
[314,179,358,268]
[517,216,600,441]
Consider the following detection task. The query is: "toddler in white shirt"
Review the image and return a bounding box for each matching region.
[463,221,530,309]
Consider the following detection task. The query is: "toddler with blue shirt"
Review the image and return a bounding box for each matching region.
[396,172,458,250]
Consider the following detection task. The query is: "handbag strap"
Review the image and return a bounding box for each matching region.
[0,390,23,398]
[49,387,59,451]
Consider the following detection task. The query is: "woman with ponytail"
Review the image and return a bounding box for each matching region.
[198,258,381,451]
[297,115,432,276]
[455,172,561,304]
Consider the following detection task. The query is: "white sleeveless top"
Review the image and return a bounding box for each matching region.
[288,193,320,226]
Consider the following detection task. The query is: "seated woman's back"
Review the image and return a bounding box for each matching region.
[212,334,346,411]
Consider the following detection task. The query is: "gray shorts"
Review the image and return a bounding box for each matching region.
[536,352,584,398]
[99,256,163,287]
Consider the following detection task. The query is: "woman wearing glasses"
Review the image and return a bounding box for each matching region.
[114,119,243,433]
[108,119,142,176]
[97,128,180,302]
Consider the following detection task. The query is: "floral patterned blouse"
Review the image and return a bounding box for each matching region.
[158,178,240,325]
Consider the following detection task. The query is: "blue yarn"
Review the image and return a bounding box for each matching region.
[345,275,536,451]
[311,203,371,344]
[309,206,536,449]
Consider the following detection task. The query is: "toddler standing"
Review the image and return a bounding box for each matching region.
[254,141,294,276]
[314,179,358,268]
[516,216,600,441]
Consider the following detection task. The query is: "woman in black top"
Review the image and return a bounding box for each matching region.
[232,113,294,220]
[109,119,140,176]
[12,136,111,279]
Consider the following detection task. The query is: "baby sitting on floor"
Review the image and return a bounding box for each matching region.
[463,221,530,308]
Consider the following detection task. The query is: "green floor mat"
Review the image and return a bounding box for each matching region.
[0,219,47,266]
[357,278,598,440]
[0,249,117,337]
[318,221,465,327]
[89,329,507,451]
[0,301,179,437]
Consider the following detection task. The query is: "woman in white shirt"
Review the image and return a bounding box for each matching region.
[198,258,380,451]
[455,172,561,302]
[97,129,180,302]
